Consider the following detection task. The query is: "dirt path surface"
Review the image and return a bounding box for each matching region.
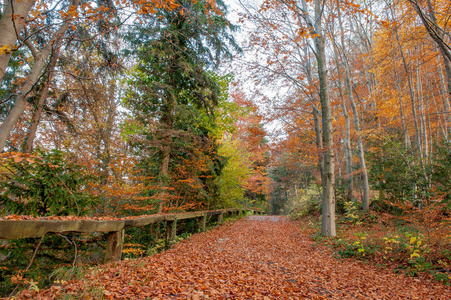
[17,216,451,299]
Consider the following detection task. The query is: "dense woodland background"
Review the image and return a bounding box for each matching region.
[1,0,451,295]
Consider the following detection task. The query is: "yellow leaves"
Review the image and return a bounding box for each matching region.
[68,5,79,15]
[410,250,420,259]
[0,45,15,55]
[123,243,146,256]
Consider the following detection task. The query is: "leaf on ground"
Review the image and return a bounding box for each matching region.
[14,216,451,299]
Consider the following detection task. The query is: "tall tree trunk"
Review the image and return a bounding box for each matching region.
[437,55,451,136]
[157,136,171,213]
[392,54,411,148]
[409,0,451,131]
[416,65,428,160]
[0,0,79,151]
[390,5,423,159]
[431,78,448,139]
[443,58,451,115]
[99,81,119,184]
[0,0,36,83]
[299,0,336,236]
[312,105,323,202]
[22,78,50,153]
[408,0,451,63]
[349,95,370,210]
[396,75,410,148]
[337,7,370,210]
[23,46,61,153]
[157,93,175,212]
[313,0,335,237]
[333,47,353,201]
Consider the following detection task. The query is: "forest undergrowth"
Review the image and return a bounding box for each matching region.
[297,204,451,286]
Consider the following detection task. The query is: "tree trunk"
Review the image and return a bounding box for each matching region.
[22,79,50,153]
[349,97,370,210]
[337,7,369,210]
[332,36,353,202]
[346,76,370,210]
[408,0,451,63]
[423,0,451,133]
[0,0,36,83]
[340,88,353,202]
[312,105,323,201]
[157,93,175,212]
[23,46,61,153]
[314,0,335,237]
[157,134,172,213]
[443,58,451,116]
[395,72,410,148]
[409,0,451,138]
[437,55,451,136]
[299,0,336,236]
[391,5,423,159]
[417,65,428,160]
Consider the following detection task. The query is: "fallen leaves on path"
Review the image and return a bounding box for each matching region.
[15,216,451,299]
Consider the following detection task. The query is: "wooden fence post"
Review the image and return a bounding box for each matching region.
[218,212,224,225]
[165,219,177,249]
[200,213,207,232]
[104,229,124,263]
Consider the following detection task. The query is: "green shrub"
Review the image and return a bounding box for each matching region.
[432,272,450,285]
[0,149,98,216]
[367,139,428,209]
[336,233,374,259]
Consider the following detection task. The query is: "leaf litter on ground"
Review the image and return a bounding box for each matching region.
[13,216,451,299]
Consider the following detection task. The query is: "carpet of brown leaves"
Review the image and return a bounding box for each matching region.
[14,216,451,299]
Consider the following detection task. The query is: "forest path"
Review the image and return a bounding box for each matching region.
[19,216,450,299]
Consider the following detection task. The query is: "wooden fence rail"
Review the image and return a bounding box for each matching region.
[0,208,263,263]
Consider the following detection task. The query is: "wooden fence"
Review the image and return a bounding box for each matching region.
[0,209,263,263]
